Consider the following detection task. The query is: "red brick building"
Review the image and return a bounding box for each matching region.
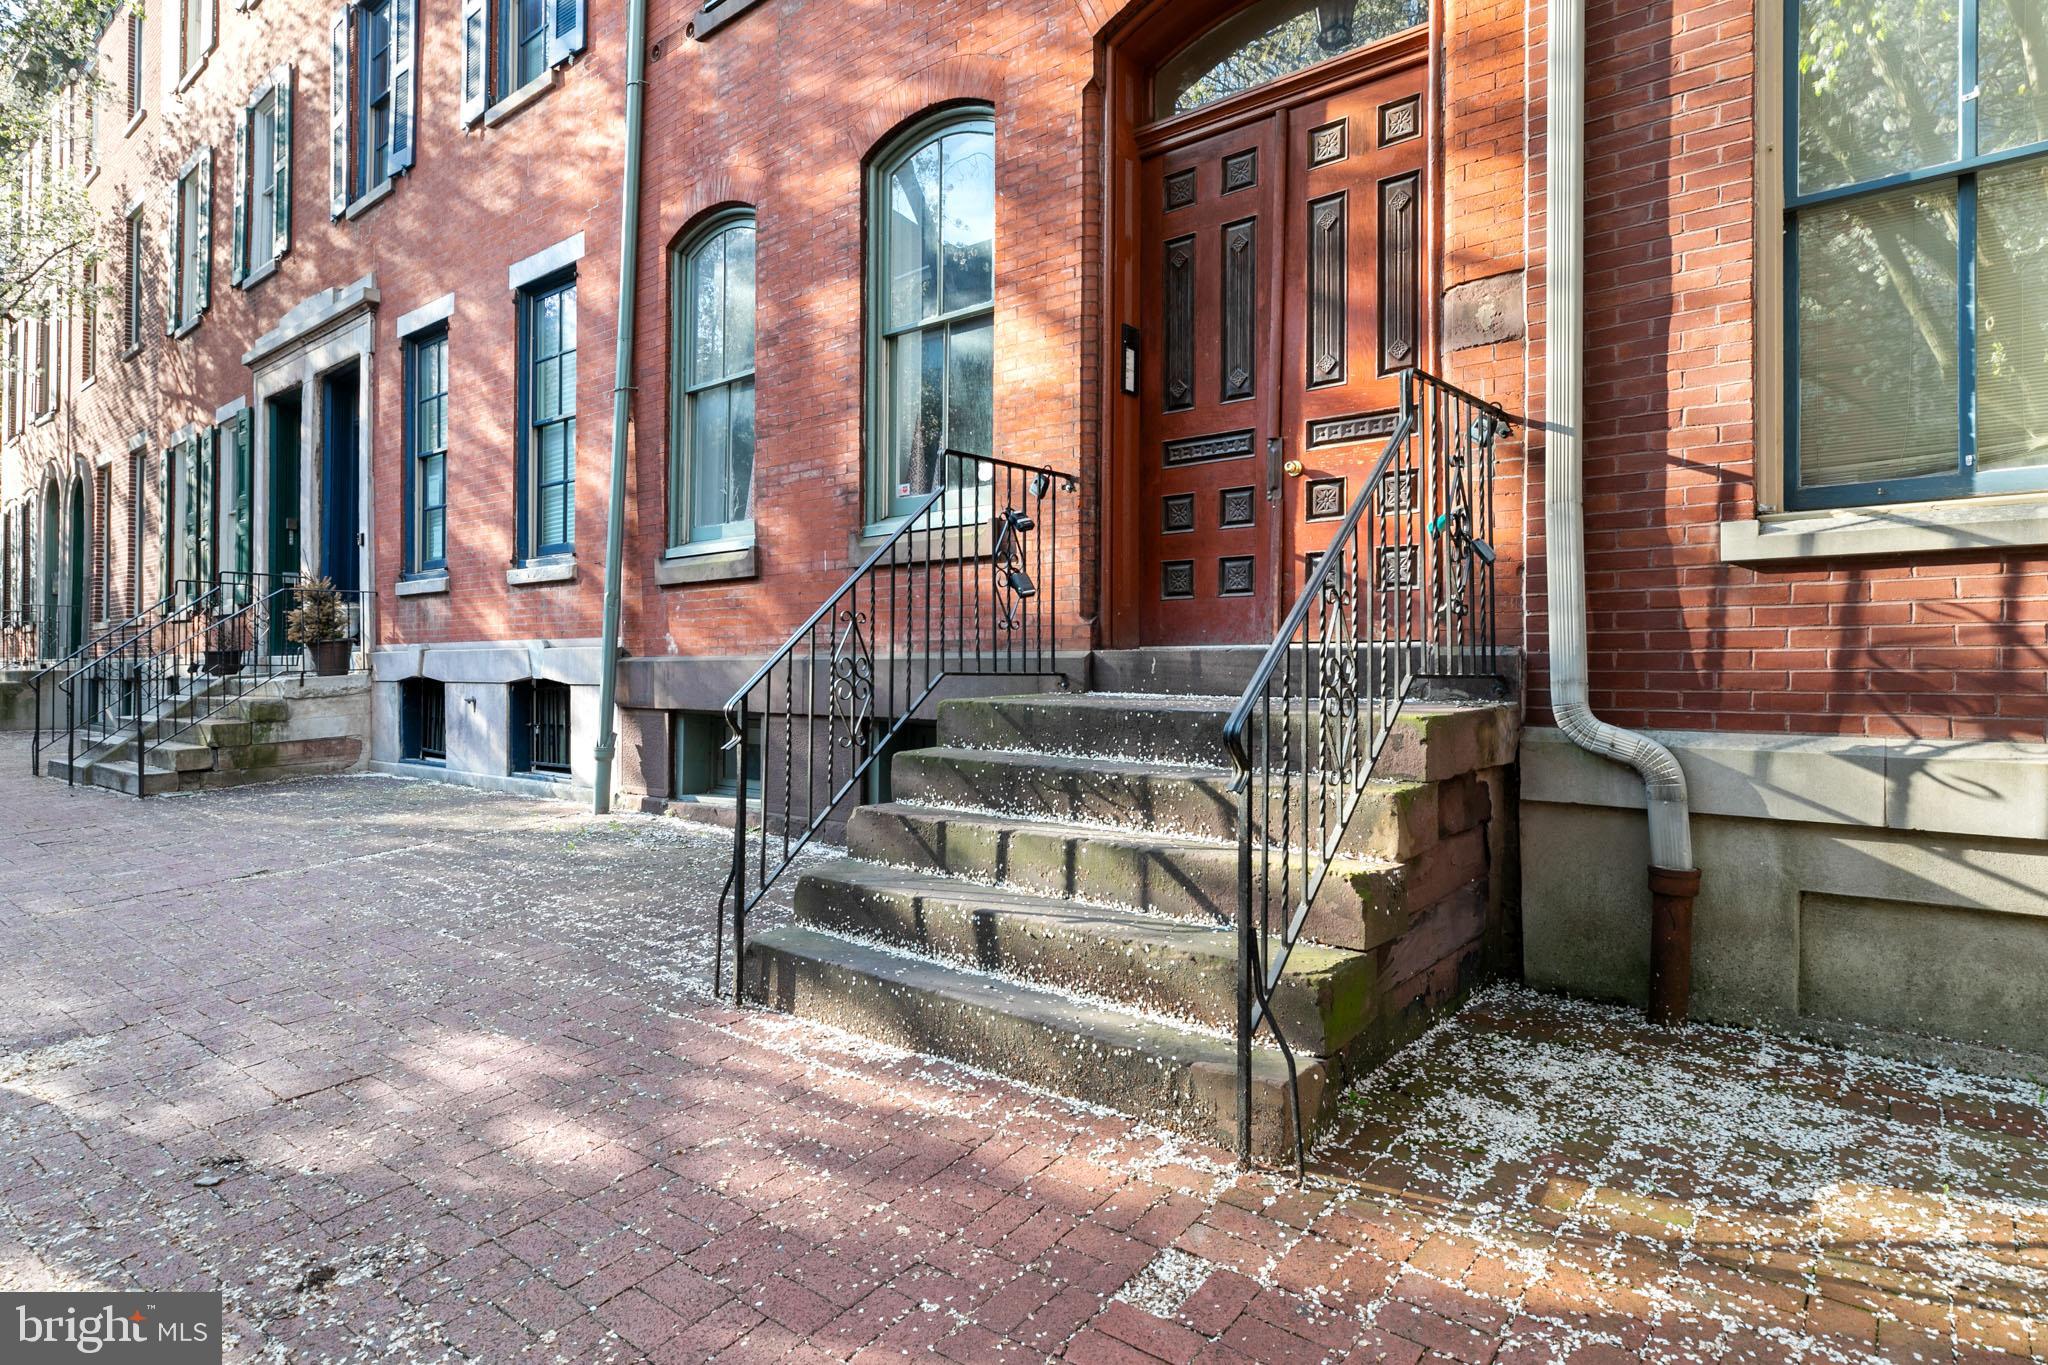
[5,0,2044,1084]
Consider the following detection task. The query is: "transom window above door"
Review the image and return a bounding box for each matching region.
[1155,0,1426,119]
[1787,0,2048,510]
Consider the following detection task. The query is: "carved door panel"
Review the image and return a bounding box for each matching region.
[1136,61,1428,645]
[1137,117,1286,646]
[1277,67,1428,606]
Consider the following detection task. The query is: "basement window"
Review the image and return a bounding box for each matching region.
[673,710,759,798]
[401,678,446,762]
[865,719,938,806]
[511,678,572,774]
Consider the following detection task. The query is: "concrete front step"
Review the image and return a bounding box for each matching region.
[891,746,1437,861]
[938,693,1518,782]
[793,858,1375,1057]
[845,801,1414,949]
[744,923,1324,1160]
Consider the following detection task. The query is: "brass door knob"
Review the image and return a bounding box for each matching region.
[1282,459,1305,478]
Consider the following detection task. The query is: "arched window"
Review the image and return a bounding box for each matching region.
[867,108,995,524]
[670,210,758,550]
[1155,1,1426,120]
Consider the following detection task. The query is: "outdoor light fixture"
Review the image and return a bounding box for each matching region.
[1315,1,1355,52]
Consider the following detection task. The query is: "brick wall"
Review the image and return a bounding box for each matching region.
[7,0,2037,741]
[2,0,624,647]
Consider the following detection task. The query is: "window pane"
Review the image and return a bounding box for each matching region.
[691,233,724,386]
[729,377,755,524]
[888,330,945,498]
[1981,0,2048,157]
[724,226,755,377]
[535,355,560,420]
[1796,0,1959,195]
[1976,161,2048,473]
[559,286,576,355]
[1796,183,1961,489]
[887,142,941,330]
[539,421,570,484]
[1157,0,1426,119]
[689,384,730,532]
[945,315,993,460]
[535,291,560,355]
[940,130,994,314]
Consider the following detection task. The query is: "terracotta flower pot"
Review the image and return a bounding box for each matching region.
[308,640,351,676]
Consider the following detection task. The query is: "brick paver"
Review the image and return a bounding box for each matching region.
[1,738,2043,1363]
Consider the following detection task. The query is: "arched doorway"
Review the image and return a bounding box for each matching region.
[66,477,86,653]
[1101,0,1435,647]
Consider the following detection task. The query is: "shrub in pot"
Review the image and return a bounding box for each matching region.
[287,577,352,676]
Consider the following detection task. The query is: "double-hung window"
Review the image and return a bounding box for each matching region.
[233,70,292,284]
[408,328,449,571]
[329,0,415,214]
[176,0,211,84]
[165,151,212,333]
[500,0,547,94]
[458,0,585,123]
[362,0,394,188]
[1786,0,2048,510]
[670,212,757,549]
[868,110,996,525]
[521,277,576,558]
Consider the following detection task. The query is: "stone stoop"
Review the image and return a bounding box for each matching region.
[744,691,1519,1162]
[46,676,371,795]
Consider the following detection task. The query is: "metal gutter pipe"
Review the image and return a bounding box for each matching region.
[591,0,651,814]
[1544,0,1701,1022]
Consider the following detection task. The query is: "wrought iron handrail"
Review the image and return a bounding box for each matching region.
[28,587,190,775]
[714,449,1081,999]
[1222,368,1513,1174]
[51,572,372,795]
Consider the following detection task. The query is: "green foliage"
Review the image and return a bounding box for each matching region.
[286,577,350,646]
[0,0,122,324]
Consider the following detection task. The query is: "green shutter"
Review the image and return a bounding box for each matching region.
[273,69,292,257]
[232,409,253,597]
[231,103,247,285]
[195,147,213,313]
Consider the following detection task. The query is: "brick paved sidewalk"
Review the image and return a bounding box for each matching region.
[1,737,2043,1363]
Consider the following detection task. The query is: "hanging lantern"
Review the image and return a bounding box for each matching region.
[1315,1,1355,52]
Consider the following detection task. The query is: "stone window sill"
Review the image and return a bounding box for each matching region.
[687,0,772,40]
[850,520,990,567]
[395,571,450,597]
[657,542,757,586]
[483,72,558,127]
[507,558,576,586]
[238,256,280,291]
[170,315,201,341]
[124,110,145,138]
[344,178,396,221]
[175,52,212,96]
[1720,495,2048,564]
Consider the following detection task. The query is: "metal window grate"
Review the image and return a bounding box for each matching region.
[405,679,446,761]
[527,679,570,773]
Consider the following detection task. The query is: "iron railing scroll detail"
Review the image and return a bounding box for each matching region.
[714,449,1080,1001]
[1222,369,1513,1175]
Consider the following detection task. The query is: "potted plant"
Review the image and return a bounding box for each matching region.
[203,603,248,677]
[287,577,353,677]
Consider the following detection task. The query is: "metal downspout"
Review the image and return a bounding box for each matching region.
[1545,0,1701,1021]
[591,0,651,814]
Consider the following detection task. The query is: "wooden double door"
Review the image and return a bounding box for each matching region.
[1137,60,1428,645]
